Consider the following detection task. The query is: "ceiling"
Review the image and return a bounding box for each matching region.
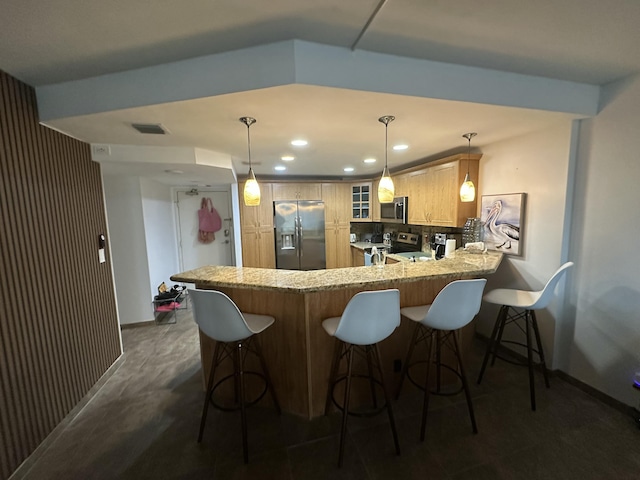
[2,0,639,185]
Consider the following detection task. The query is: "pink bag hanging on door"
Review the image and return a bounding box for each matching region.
[198,197,222,244]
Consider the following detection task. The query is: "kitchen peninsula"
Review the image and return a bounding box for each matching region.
[172,250,503,419]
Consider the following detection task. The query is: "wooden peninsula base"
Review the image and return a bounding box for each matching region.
[172,251,502,419]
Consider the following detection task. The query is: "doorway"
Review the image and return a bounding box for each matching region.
[176,189,235,274]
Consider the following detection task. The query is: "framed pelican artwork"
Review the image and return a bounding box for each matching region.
[480,193,526,256]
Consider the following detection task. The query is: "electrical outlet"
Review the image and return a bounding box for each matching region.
[92,144,110,156]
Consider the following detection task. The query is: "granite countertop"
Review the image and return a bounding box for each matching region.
[171,250,503,293]
[350,242,389,250]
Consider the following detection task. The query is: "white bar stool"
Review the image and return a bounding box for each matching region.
[397,279,487,441]
[322,289,401,467]
[189,288,281,464]
[477,262,573,411]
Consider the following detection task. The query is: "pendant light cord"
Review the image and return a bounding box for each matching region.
[240,116,257,170]
[385,121,388,169]
[247,122,252,169]
[379,115,395,171]
[462,132,477,175]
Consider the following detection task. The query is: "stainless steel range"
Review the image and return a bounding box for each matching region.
[390,232,421,253]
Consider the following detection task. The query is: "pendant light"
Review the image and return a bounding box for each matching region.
[240,116,260,206]
[460,132,477,203]
[378,115,396,203]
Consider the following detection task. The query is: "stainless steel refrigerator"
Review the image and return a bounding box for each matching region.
[274,200,326,270]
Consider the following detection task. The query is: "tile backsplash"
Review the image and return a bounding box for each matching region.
[350,222,463,252]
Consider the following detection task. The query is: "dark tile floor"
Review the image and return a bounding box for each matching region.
[18,310,640,480]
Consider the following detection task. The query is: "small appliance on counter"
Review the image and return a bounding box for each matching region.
[431,233,447,260]
[382,232,392,248]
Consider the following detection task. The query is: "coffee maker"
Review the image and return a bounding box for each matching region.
[431,233,447,260]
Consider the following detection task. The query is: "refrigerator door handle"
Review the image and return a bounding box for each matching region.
[298,216,303,257]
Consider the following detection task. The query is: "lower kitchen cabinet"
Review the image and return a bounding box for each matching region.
[350,246,365,267]
[241,227,275,268]
[325,225,351,269]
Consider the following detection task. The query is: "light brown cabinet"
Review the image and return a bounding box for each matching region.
[403,154,481,227]
[351,182,373,221]
[350,246,365,267]
[322,183,352,268]
[238,182,275,268]
[272,183,321,201]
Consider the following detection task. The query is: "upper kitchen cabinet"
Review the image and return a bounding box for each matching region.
[403,153,481,227]
[351,182,372,222]
[322,183,351,226]
[272,183,321,201]
[371,179,381,221]
[322,183,352,268]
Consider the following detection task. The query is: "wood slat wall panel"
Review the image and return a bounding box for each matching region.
[0,70,121,480]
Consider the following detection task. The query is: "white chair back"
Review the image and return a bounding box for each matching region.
[189,289,254,342]
[424,279,487,331]
[529,262,574,310]
[335,289,400,345]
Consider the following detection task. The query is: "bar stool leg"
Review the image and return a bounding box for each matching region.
[530,310,550,388]
[396,322,421,399]
[236,342,249,463]
[435,330,442,393]
[452,331,478,433]
[374,344,401,456]
[525,311,536,411]
[366,346,378,408]
[477,305,507,384]
[491,306,509,367]
[338,344,354,468]
[252,337,282,413]
[325,339,343,415]
[198,341,221,442]
[420,331,435,442]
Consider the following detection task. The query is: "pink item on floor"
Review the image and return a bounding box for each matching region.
[155,302,181,312]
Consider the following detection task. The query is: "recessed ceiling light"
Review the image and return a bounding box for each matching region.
[281,155,295,161]
[274,166,286,171]
[164,169,183,174]
[363,158,377,164]
[393,144,409,151]
[291,139,308,147]
[344,167,355,172]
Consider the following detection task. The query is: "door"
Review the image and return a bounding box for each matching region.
[298,200,326,270]
[274,201,300,270]
[176,190,234,273]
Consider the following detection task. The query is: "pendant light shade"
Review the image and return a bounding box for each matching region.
[240,116,260,206]
[378,115,395,203]
[460,132,477,203]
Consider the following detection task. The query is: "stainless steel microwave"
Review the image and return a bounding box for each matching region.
[380,196,408,223]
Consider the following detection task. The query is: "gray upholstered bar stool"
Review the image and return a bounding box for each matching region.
[397,279,487,441]
[189,288,281,464]
[323,289,401,467]
[477,262,573,411]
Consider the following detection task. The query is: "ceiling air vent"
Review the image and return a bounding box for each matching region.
[131,123,169,135]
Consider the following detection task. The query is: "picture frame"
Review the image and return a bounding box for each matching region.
[480,193,526,256]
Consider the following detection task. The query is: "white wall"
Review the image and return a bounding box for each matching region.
[476,121,574,367]
[140,178,180,300]
[102,175,153,325]
[560,74,640,407]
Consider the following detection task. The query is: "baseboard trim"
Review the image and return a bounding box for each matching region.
[474,333,636,419]
[9,354,125,480]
